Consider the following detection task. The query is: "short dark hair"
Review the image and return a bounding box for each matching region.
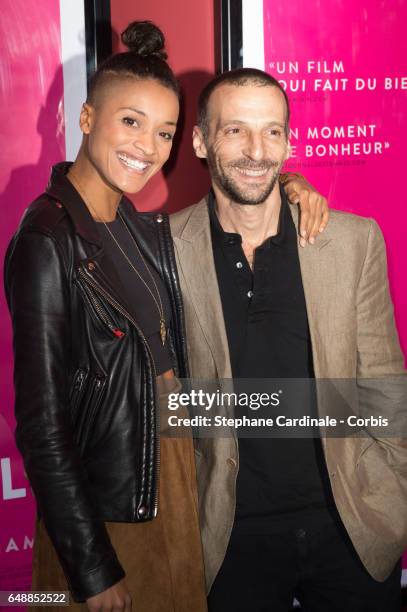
[197,67,290,138]
[87,21,180,105]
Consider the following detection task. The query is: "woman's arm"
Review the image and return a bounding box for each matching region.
[5,229,125,602]
[280,172,329,246]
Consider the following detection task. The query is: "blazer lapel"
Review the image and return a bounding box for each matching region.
[173,199,232,379]
[288,204,336,377]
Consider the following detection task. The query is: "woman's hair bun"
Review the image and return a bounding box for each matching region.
[121,21,168,61]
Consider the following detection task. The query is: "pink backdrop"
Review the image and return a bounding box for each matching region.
[263,0,407,357]
[263,0,407,574]
[0,0,65,598]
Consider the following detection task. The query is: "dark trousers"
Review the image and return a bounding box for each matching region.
[207,511,401,612]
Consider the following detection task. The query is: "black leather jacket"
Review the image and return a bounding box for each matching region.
[4,164,189,601]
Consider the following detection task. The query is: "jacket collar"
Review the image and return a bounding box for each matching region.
[172,197,233,379]
[45,163,159,298]
[46,162,131,247]
[177,197,211,243]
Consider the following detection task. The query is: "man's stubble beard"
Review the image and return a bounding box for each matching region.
[206,148,283,206]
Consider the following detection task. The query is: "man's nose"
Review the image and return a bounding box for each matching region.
[242,132,265,161]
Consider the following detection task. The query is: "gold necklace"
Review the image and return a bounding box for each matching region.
[69,172,167,345]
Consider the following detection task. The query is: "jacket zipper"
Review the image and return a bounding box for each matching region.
[81,281,125,338]
[78,265,160,518]
[76,374,106,452]
[69,368,88,427]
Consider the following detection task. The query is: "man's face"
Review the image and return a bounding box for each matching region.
[194,83,289,205]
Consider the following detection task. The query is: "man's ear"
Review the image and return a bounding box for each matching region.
[79,103,94,135]
[192,125,208,159]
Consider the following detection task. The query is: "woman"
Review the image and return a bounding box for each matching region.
[4,20,326,612]
[5,21,204,612]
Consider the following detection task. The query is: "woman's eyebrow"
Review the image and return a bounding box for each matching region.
[118,106,146,115]
[118,107,176,126]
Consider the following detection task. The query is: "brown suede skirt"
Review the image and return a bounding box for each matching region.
[31,376,207,611]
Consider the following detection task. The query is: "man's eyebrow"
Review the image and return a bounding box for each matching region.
[118,107,177,127]
[217,119,246,127]
[217,119,285,128]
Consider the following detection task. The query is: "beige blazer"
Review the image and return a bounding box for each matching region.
[170,196,407,592]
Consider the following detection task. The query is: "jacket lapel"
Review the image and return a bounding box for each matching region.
[288,204,335,377]
[172,199,232,379]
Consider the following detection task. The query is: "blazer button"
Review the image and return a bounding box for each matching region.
[227,457,237,468]
[87,261,95,271]
[156,214,163,223]
[138,505,148,517]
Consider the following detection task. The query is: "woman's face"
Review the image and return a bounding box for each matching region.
[82,77,179,194]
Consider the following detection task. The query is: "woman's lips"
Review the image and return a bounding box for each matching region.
[117,152,152,173]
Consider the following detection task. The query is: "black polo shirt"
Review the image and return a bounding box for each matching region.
[209,187,334,530]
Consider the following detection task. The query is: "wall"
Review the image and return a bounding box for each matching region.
[0,0,88,596]
[261,0,407,358]
[0,0,65,592]
[110,0,217,212]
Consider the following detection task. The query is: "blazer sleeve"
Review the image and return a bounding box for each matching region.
[356,219,407,475]
[5,229,125,601]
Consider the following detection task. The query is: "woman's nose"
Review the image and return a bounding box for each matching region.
[133,130,156,156]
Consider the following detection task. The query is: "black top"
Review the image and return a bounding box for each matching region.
[97,217,173,375]
[209,187,334,530]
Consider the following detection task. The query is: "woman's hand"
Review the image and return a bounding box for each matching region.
[280,173,329,246]
[86,579,132,611]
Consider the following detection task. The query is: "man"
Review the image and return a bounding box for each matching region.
[170,68,407,611]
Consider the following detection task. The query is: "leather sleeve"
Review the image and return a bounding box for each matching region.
[157,214,190,379]
[5,229,125,601]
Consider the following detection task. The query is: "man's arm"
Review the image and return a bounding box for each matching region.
[356,219,407,473]
[280,172,329,246]
[356,219,405,378]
